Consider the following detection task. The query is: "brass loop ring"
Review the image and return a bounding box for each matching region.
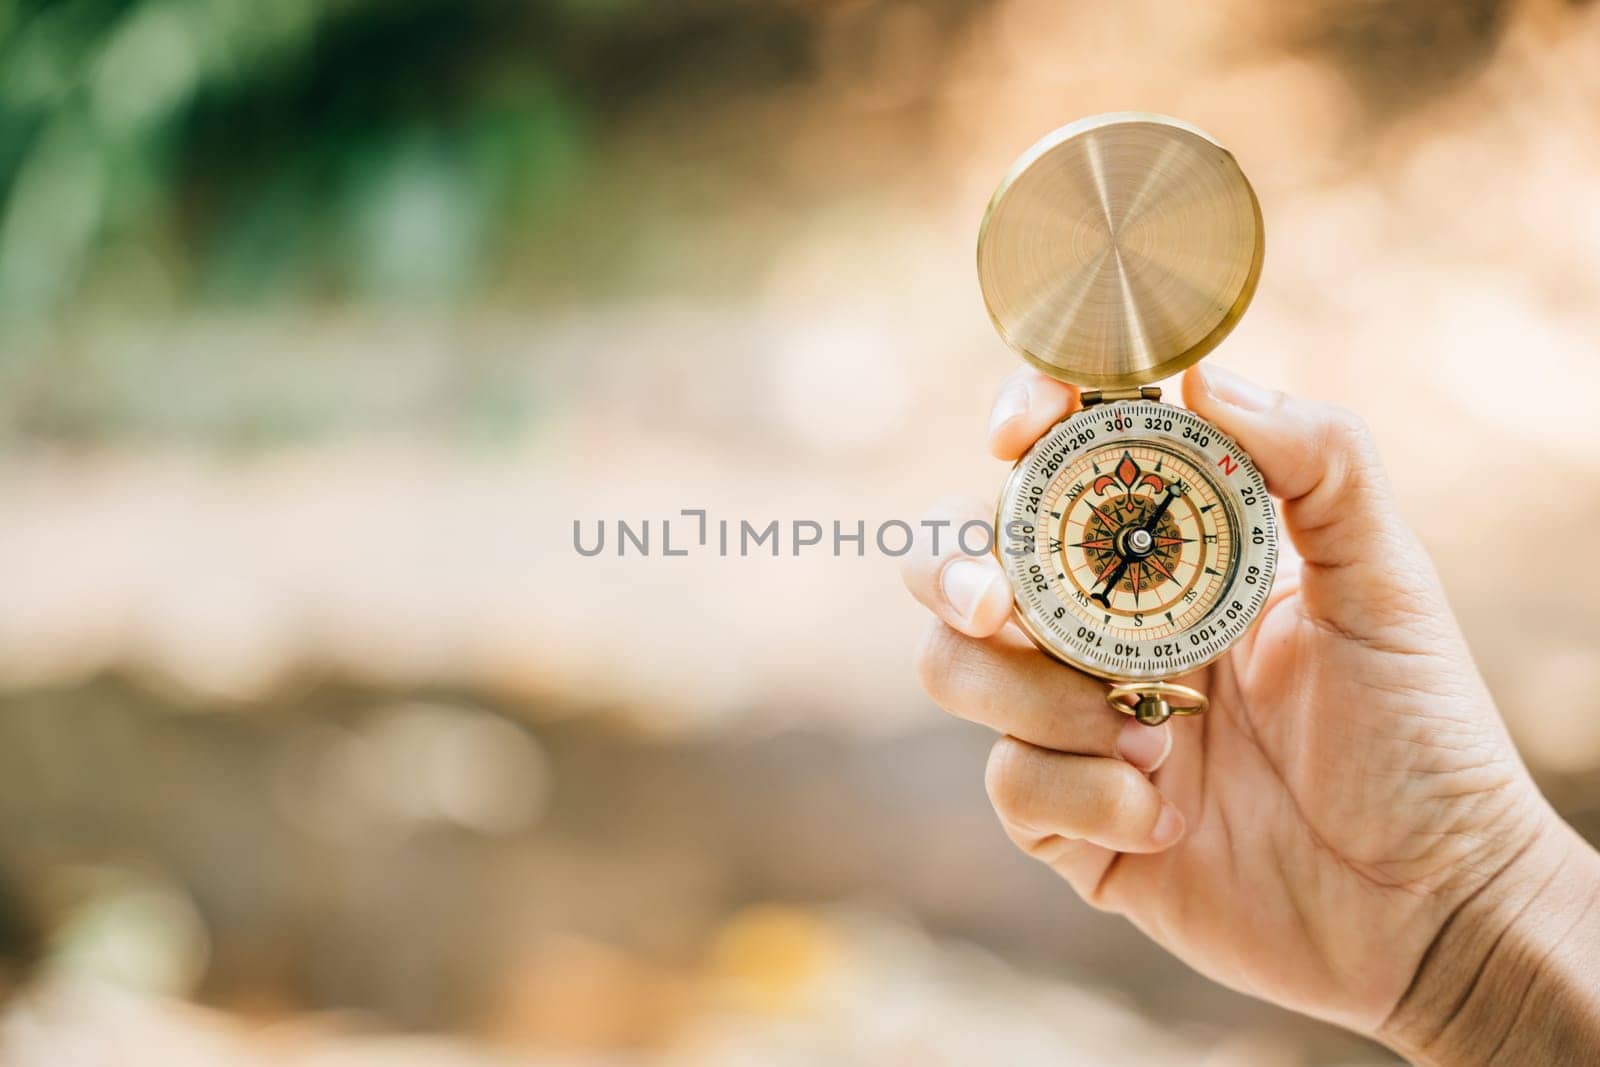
[1106,682,1209,727]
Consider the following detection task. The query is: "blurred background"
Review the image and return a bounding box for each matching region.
[0,0,1598,1062]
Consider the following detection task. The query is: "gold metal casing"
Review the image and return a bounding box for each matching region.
[977,113,1263,390]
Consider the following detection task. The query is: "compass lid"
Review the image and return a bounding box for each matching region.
[977,113,1263,390]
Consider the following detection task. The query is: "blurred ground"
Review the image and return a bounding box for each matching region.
[1,0,1598,1062]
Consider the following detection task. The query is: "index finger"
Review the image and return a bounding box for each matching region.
[987,368,1080,461]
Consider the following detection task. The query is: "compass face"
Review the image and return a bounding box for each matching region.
[997,400,1277,681]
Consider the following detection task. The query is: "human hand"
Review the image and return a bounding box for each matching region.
[902,365,1600,1061]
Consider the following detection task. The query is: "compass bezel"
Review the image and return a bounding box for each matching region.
[995,400,1277,682]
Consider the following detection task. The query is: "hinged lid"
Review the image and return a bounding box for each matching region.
[977,113,1263,390]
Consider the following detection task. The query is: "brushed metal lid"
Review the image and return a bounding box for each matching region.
[977,113,1263,390]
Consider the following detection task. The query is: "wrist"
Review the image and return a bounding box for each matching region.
[1379,814,1600,1065]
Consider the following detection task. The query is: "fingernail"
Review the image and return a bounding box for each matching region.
[1148,803,1186,849]
[941,558,999,623]
[1199,365,1274,412]
[1115,718,1171,772]
[988,381,1031,434]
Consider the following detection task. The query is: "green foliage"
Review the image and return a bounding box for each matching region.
[0,0,603,319]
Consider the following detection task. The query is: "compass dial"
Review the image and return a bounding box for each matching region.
[997,400,1276,681]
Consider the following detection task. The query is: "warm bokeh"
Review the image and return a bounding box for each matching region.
[0,0,1596,1062]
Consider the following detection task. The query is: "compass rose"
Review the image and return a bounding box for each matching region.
[1094,451,1167,511]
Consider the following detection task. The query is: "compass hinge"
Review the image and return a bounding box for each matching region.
[1082,386,1162,407]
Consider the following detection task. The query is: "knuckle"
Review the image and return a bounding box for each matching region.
[1320,404,1374,461]
[1308,403,1384,501]
[1330,406,1373,451]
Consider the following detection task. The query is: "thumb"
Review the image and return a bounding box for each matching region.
[1182,364,1434,629]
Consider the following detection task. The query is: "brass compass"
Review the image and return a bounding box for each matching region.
[980,113,1278,726]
